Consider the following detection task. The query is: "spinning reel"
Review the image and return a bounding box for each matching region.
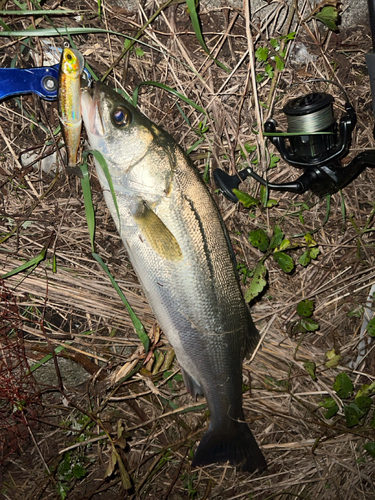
[214,81,375,202]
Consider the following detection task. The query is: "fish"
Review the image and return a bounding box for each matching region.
[58,47,84,175]
[81,82,267,473]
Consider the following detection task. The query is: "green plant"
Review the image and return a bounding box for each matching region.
[56,451,88,499]
[244,227,320,302]
[255,32,296,83]
[319,373,375,433]
[292,299,319,334]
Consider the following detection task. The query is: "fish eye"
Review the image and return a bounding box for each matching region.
[112,106,131,127]
[66,52,73,61]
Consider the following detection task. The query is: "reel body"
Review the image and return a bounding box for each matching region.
[214,90,375,202]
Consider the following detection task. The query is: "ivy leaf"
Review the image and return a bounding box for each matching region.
[297,299,314,318]
[355,395,372,412]
[364,442,375,458]
[273,252,294,273]
[333,372,353,399]
[367,317,375,337]
[269,225,284,249]
[319,397,339,419]
[301,317,319,332]
[232,189,260,208]
[344,402,365,428]
[310,247,320,259]
[249,228,269,252]
[245,263,267,302]
[315,6,339,31]
[299,250,311,267]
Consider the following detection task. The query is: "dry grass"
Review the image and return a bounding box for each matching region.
[1,0,375,498]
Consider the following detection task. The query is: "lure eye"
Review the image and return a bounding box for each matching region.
[66,52,73,61]
[112,106,131,127]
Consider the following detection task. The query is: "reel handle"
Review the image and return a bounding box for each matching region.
[213,167,320,202]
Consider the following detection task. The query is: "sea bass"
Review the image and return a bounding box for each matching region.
[81,82,267,473]
[58,47,84,173]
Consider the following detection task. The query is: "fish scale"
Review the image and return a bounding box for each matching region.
[81,82,267,473]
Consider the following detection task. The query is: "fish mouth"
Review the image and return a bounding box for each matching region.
[81,83,107,138]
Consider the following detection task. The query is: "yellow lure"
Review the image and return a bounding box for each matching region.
[58,48,84,167]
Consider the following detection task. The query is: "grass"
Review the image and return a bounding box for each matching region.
[1,0,375,499]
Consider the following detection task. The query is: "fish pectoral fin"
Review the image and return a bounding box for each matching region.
[133,201,182,262]
[180,367,204,399]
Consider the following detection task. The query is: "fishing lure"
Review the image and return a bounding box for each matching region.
[58,47,84,173]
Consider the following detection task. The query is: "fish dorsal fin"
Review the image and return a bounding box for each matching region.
[133,201,183,262]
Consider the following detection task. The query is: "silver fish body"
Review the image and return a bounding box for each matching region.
[81,82,267,472]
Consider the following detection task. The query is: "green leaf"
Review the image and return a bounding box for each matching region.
[255,46,269,62]
[269,154,280,169]
[303,361,317,381]
[92,253,149,353]
[135,47,145,57]
[186,0,229,73]
[260,185,268,207]
[90,150,120,224]
[248,228,269,252]
[315,6,339,31]
[80,161,95,253]
[304,233,317,247]
[356,382,375,399]
[269,225,284,249]
[319,398,339,419]
[319,397,339,418]
[333,372,353,399]
[325,348,342,368]
[270,38,279,50]
[275,55,284,71]
[266,198,278,208]
[310,247,320,259]
[2,246,47,278]
[371,410,375,429]
[132,81,206,114]
[298,250,311,267]
[265,64,274,78]
[367,317,375,337]
[232,189,260,208]
[278,239,292,251]
[72,464,87,479]
[273,252,294,273]
[364,442,375,458]
[300,318,319,332]
[245,263,267,302]
[355,395,372,412]
[344,403,365,428]
[297,299,314,318]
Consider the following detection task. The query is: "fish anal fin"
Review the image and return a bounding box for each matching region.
[191,421,267,473]
[133,201,182,262]
[180,366,204,399]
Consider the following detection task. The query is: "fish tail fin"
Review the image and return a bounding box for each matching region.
[191,421,267,473]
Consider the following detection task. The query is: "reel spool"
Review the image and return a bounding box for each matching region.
[214,82,375,201]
